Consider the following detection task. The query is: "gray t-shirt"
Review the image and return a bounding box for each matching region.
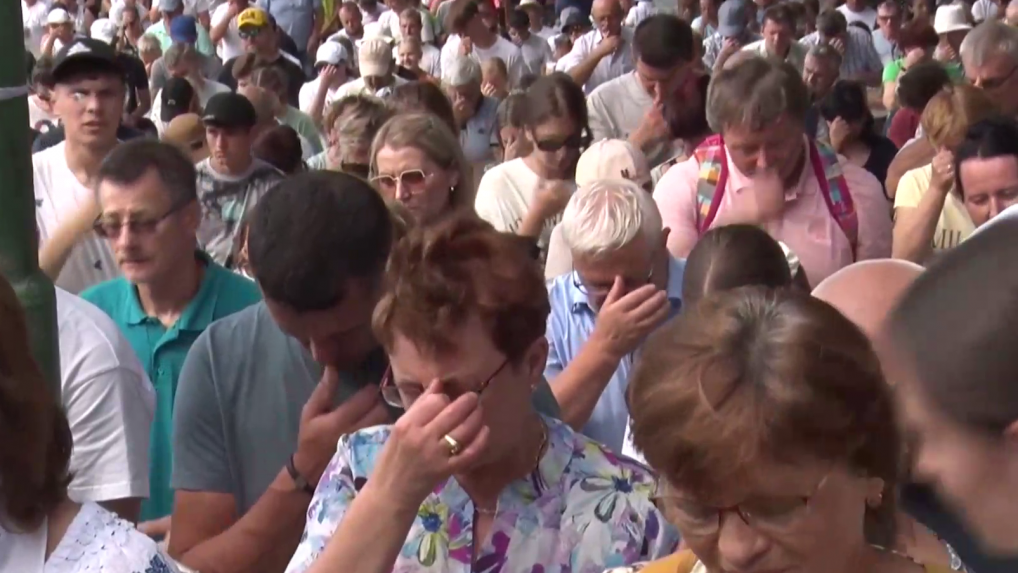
[171,302,561,515]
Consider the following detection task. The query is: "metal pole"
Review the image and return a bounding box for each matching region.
[3,3,60,395]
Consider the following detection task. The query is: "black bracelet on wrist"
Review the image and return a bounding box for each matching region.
[286,454,317,496]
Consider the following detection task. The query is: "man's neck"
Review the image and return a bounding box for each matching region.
[472,29,497,49]
[769,42,790,59]
[137,254,204,327]
[64,139,116,186]
[258,47,280,62]
[783,141,808,190]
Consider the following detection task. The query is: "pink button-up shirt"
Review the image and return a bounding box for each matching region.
[653,140,892,285]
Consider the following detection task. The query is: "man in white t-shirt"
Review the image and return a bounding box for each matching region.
[377,0,436,44]
[587,14,696,167]
[34,38,122,294]
[23,0,50,58]
[441,0,526,86]
[837,0,878,30]
[556,0,635,94]
[300,41,352,122]
[57,288,155,522]
[210,0,251,61]
[394,8,442,76]
[507,7,552,76]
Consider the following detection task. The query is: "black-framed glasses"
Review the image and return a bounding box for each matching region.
[93,198,193,239]
[651,472,831,537]
[572,267,654,297]
[379,357,510,409]
[370,169,430,193]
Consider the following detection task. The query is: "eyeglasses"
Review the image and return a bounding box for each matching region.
[341,162,371,179]
[370,169,430,193]
[380,357,510,409]
[534,131,591,153]
[93,199,192,239]
[239,28,263,40]
[652,473,831,537]
[976,65,1018,91]
[573,268,654,297]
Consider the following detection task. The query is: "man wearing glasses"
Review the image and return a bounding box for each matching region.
[219,7,307,106]
[81,139,262,543]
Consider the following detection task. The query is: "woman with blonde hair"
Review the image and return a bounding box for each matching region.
[892,84,998,264]
[309,95,393,177]
[370,111,475,224]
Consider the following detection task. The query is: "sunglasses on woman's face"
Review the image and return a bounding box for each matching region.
[534,132,588,153]
[370,169,429,192]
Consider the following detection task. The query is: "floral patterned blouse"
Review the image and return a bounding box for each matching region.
[285,416,680,573]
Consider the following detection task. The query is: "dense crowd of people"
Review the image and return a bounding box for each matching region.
[7,0,1018,571]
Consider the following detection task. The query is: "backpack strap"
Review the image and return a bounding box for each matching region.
[810,141,859,260]
[693,134,727,234]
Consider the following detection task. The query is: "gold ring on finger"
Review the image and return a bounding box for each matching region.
[443,434,462,456]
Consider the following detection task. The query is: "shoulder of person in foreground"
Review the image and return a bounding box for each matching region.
[603,550,700,573]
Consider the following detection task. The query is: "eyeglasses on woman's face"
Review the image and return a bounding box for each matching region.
[652,472,831,538]
[380,357,510,409]
[370,169,431,194]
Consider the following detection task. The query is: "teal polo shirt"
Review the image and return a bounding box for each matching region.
[81,253,262,522]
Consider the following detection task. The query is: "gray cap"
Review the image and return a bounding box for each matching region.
[559,7,588,32]
[718,0,750,38]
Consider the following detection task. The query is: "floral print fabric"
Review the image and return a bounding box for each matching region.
[285,416,680,573]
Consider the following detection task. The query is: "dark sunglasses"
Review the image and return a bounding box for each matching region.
[238,28,264,40]
[535,131,590,153]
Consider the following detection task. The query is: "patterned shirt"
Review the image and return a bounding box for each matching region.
[194,158,284,268]
[702,32,760,69]
[285,417,680,573]
[799,28,883,80]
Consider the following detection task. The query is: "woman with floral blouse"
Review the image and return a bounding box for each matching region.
[284,213,679,573]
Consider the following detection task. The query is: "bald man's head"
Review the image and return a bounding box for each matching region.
[591,0,624,37]
[813,259,924,341]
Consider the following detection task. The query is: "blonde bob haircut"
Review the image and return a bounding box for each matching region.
[370,112,476,211]
[921,84,999,150]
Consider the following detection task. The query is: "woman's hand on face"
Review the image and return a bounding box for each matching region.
[375,380,490,508]
[828,116,851,152]
[930,149,955,196]
[530,180,574,222]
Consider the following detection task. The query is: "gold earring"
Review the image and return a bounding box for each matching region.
[867,490,884,508]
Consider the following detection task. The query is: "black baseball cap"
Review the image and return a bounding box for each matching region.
[202,92,258,129]
[52,37,123,84]
[161,77,196,123]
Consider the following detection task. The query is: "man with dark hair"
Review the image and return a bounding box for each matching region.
[166,171,562,573]
[507,8,553,76]
[196,91,284,267]
[440,0,526,86]
[588,14,696,166]
[742,4,807,73]
[81,139,262,540]
[218,7,306,105]
[886,62,951,147]
[34,37,124,294]
[799,8,882,85]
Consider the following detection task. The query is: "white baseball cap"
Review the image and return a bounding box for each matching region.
[359,37,393,77]
[90,18,118,45]
[315,41,349,66]
[47,8,72,25]
[575,139,651,189]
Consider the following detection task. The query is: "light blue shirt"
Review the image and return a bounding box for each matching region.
[256,0,322,54]
[544,256,685,453]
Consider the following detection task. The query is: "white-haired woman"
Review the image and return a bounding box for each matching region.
[544,178,683,453]
[442,56,500,177]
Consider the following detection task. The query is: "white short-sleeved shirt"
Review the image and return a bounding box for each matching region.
[555,27,635,94]
[298,76,349,115]
[441,35,527,86]
[624,0,656,28]
[211,2,245,62]
[34,142,120,294]
[377,7,436,44]
[586,71,682,167]
[23,0,50,58]
[836,4,877,30]
[392,42,442,78]
[57,288,155,504]
[474,157,575,253]
[518,33,553,76]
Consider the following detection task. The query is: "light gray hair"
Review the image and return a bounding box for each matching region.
[163,42,199,69]
[561,179,663,258]
[138,33,162,56]
[807,43,843,68]
[960,21,1018,67]
[399,7,422,23]
[442,56,482,87]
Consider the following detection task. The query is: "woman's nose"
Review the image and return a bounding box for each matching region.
[717,513,771,570]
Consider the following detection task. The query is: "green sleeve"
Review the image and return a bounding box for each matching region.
[883,59,902,83]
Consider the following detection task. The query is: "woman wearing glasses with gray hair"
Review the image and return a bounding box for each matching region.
[612,287,963,573]
[284,213,678,573]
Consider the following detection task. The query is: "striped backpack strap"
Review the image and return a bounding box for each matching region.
[811,140,859,260]
[692,134,728,234]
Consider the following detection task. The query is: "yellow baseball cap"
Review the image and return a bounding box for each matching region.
[237,7,270,29]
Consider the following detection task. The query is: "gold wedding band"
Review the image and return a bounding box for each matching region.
[443,434,462,456]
